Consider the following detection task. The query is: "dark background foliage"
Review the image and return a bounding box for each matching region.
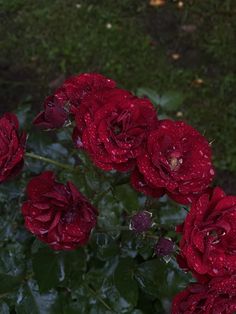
[0,0,236,313]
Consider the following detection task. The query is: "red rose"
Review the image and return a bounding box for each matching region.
[131,167,165,198]
[22,171,98,250]
[177,187,236,281]
[74,88,159,171]
[34,73,116,129]
[0,113,25,183]
[73,88,132,143]
[172,275,236,314]
[134,119,214,204]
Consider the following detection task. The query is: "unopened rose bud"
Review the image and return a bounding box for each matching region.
[129,210,152,233]
[155,237,174,256]
[33,95,69,129]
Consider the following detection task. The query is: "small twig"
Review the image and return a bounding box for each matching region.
[25,152,75,171]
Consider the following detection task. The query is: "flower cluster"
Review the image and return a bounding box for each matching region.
[33,73,215,205]
[1,72,235,312]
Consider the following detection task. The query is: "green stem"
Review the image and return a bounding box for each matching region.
[145,233,159,241]
[95,226,130,233]
[85,284,116,313]
[25,152,75,171]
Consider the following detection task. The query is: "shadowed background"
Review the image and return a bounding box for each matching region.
[1,0,236,191]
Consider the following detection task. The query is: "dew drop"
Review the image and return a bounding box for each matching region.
[210,168,215,175]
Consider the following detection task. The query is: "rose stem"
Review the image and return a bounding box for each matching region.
[25,152,75,171]
[95,226,130,233]
[85,284,115,312]
[95,227,160,240]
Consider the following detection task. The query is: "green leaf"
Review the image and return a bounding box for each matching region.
[114,184,139,213]
[0,303,10,314]
[114,257,139,306]
[51,291,88,314]
[0,273,22,294]
[136,88,184,112]
[62,249,87,289]
[16,280,57,314]
[134,259,163,298]
[158,91,184,112]
[91,233,120,261]
[136,88,161,108]
[15,103,32,130]
[32,248,60,292]
[135,259,190,312]
[0,245,25,294]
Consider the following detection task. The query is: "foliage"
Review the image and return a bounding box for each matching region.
[1,0,236,312]
[0,105,191,313]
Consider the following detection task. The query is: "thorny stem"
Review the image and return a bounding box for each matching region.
[25,152,75,171]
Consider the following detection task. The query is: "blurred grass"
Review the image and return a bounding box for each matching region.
[1,0,236,173]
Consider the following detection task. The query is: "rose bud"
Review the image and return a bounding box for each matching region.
[0,113,26,183]
[133,119,215,204]
[33,95,69,129]
[177,187,236,282]
[75,88,159,171]
[155,237,174,256]
[129,210,152,233]
[172,275,236,314]
[34,73,116,130]
[22,171,98,250]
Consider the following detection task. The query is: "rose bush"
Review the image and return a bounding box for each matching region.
[0,72,235,313]
[22,171,98,250]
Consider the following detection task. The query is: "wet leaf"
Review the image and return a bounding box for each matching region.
[16,280,57,314]
[114,257,139,306]
[32,248,60,292]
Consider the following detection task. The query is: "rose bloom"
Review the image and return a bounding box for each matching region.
[0,113,25,183]
[22,171,98,250]
[73,88,159,171]
[177,187,236,282]
[172,275,236,314]
[33,73,116,129]
[132,119,214,204]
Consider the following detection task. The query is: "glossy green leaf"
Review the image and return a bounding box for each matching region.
[0,245,25,294]
[114,184,139,214]
[16,280,57,314]
[158,91,184,112]
[114,257,139,306]
[136,88,161,108]
[32,248,60,292]
[136,88,184,112]
[134,259,164,298]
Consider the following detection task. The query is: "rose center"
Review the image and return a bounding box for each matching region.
[112,124,122,135]
[61,210,78,224]
[169,157,183,171]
